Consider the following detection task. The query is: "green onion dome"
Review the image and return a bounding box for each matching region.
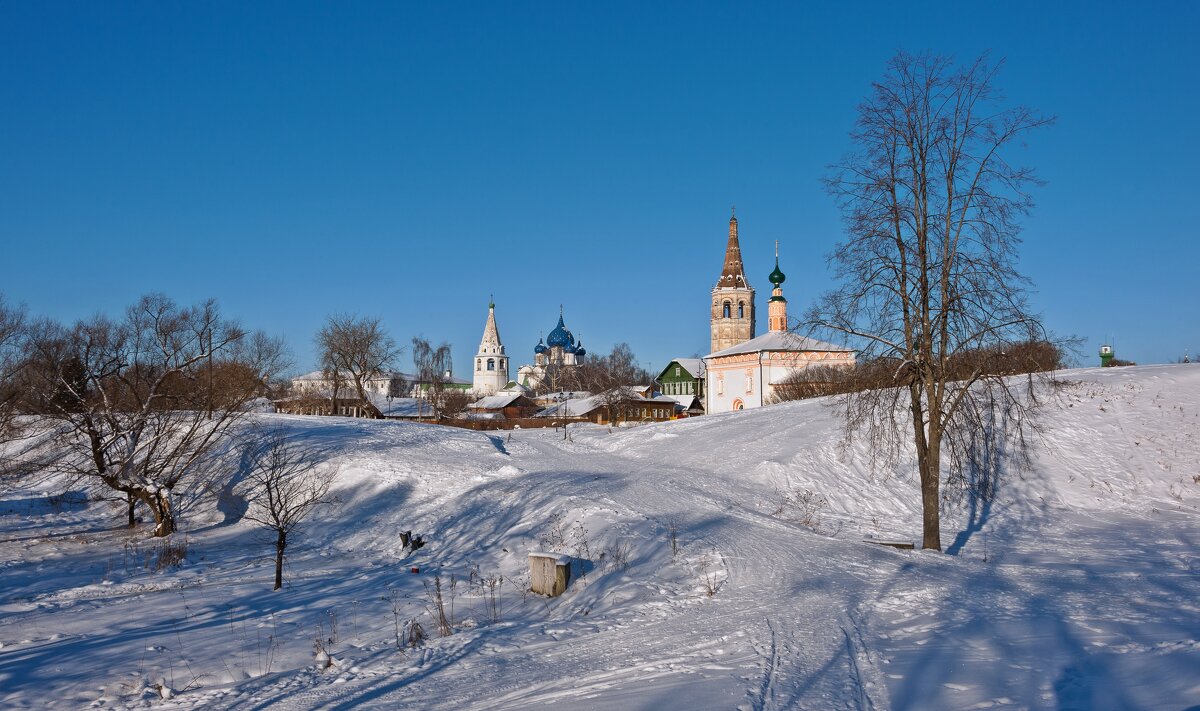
[769,260,786,287]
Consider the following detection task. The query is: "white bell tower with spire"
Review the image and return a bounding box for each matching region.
[473,298,508,395]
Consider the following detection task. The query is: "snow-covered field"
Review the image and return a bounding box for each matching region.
[1,365,1197,710]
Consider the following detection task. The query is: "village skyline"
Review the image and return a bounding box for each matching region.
[2,4,1197,373]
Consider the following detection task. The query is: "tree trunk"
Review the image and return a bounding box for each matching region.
[919,443,942,551]
[140,490,177,538]
[274,530,286,591]
[910,384,942,551]
[126,492,137,528]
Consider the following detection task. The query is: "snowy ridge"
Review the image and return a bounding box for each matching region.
[0,365,1197,709]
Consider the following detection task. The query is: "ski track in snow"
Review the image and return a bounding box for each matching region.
[0,365,1197,709]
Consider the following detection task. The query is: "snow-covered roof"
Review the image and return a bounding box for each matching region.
[705,332,853,359]
[535,391,592,404]
[661,358,705,379]
[471,394,527,410]
[536,395,601,418]
[535,388,666,418]
[368,395,424,418]
[659,394,701,410]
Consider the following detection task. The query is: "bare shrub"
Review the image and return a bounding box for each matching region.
[424,574,453,637]
[699,553,720,597]
[771,485,828,532]
[147,538,188,571]
[405,618,427,649]
[605,540,632,573]
[481,574,503,623]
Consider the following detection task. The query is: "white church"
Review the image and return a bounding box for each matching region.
[702,212,856,412]
[471,302,587,395]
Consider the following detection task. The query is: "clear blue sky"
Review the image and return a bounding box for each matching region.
[2,2,1197,374]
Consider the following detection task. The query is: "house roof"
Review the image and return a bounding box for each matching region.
[705,332,852,359]
[659,393,701,410]
[535,388,667,418]
[659,358,705,379]
[471,393,528,410]
[370,396,424,418]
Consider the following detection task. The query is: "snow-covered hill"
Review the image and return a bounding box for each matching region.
[1,365,1197,710]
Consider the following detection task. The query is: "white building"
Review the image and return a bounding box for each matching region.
[516,307,588,389]
[704,246,855,412]
[472,300,508,396]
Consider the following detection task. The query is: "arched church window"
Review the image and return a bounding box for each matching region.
[487,358,495,371]
[476,358,481,372]
[738,302,745,319]
[723,301,731,318]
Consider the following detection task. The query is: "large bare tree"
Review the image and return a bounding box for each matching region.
[24,295,288,535]
[809,52,1053,550]
[315,314,399,415]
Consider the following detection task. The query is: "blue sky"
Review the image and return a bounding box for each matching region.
[2,2,1197,375]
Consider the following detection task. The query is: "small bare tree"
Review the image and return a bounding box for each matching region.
[810,52,1054,550]
[437,388,474,421]
[316,314,399,416]
[241,429,335,590]
[570,343,652,424]
[411,337,452,419]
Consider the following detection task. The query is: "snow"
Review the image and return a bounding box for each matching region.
[0,365,1197,709]
[469,394,525,410]
[705,330,850,358]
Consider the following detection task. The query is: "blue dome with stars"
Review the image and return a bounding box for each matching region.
[546,312,575,349]
[534,337,547,355]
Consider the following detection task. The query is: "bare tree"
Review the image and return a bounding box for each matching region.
[241,429,335,590]
[24,294,288,535]
[567,343,653,425]
[411,337,452,419]
[0,295,29,483]
[316,314,399,416]
[437,388,474,421]
[809,52,1054,550]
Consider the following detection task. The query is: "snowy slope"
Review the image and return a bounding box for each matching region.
[0,365,1197,710]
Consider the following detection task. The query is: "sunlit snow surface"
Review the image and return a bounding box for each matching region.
[1,365,1197,709]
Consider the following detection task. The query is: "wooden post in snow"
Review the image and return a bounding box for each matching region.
[529,552,571,597]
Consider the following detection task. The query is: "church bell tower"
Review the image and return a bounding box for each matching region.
[473,299,508,395]
[710,209,756,352]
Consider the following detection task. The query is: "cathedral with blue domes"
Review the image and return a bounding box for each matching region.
[517,307,586,389]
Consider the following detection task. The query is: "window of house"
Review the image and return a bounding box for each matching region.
[476,359,481,372]
[723,301,731,318]
[746,373,753,393]
[675,366,680,376]
[717,376,724,395]
[487,358,495,371]
[738,302,745,319]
